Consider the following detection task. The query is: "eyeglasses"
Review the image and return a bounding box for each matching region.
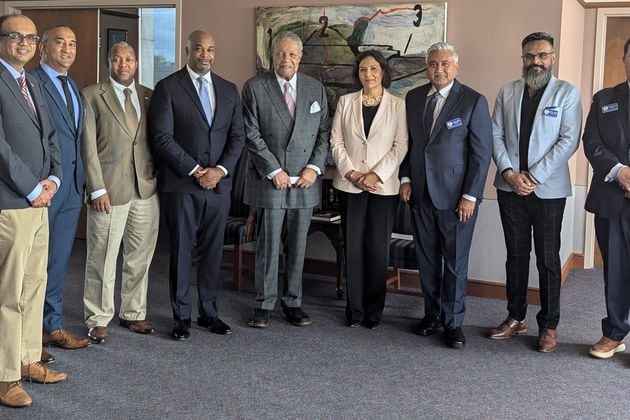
[0,32,40,45]
[521,52,554,62]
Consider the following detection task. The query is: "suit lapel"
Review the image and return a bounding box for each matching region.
[366,90,390,142]
[430,80,463,142]
[513,80,525,135]
[1,70,40,127]
[263,73,293,131]
[101,81,134,138]
[36,67,76,134]
[70,79,83,134]
[351,92,366,141]
[178,68,210,128]
[618,83,630,145]
[135,86,150,140]
[532,76,558,131]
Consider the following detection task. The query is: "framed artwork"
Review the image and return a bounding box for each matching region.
[107,28,128,53]
[256,3,447,110]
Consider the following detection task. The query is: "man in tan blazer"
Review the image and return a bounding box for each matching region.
[80,42,159,344]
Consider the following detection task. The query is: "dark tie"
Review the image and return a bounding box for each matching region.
[57,75,76,128]
[424,91,440,137]
[123,88,138,135]
[17,75,37,117]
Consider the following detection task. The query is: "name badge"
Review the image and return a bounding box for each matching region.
[543,106,558,117]
[602,103,618,113]
[446,118,462,129]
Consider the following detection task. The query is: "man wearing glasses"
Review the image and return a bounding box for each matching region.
[0,14,68,408]
[489,32,582,353]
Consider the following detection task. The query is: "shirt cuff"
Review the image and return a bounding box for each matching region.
[462,194,477,202]
[189,164,200,176]
[90,189,107,200]
[306,164,321,175]
[48,175,61,190]
[217,165,228,176]
[400,177,411,184]
[267,168,282,179]
[605,163,626,183]
[26,183,43,202]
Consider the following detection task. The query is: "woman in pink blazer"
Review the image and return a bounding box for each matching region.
[330,50,408,328]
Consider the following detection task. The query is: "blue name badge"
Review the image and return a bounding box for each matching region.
[446,118,462,129]
[543,106,558,117]
[602,103,618,113]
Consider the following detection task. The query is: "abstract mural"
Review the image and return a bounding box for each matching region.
[255,3,447,109]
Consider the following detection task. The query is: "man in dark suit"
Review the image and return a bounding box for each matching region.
[0,14,67,408]
[583,37,630,360]
[242,31,330,328]
[149,30,245,340]
[30,24,90,362]
[399,41,493,349]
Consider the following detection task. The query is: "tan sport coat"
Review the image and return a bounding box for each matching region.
[81,81,156,206]
[330,89,408,196]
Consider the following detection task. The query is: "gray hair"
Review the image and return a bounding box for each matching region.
[272,31,303,53]
[426,42,459,63]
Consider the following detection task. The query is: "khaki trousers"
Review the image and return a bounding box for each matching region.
[83,193,159,328]
[0,207,48,381]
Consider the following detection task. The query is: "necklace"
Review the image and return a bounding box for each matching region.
[362,92,382,106]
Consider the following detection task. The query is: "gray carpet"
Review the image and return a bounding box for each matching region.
[1,237,628,419]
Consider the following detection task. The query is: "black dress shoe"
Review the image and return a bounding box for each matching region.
[198,317,232,335]
[282,306,312,326]
[171,319,191,341]
[414,316,441,336]
[249,308,271,328]
[363,320,380,329]
[445,327,466,349]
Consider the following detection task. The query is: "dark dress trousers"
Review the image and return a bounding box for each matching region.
[583,81,630,341]
[30,65,85,333]
[148,67,245,321]
[399,79,493,328]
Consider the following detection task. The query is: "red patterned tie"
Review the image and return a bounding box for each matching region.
[18,75,37,116]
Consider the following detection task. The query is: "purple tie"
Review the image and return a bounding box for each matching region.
[284,81,295,119]
[18,76,37,116]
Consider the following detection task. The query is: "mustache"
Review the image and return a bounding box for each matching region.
[526,64,546,72]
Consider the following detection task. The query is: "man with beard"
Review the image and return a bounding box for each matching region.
[488,32,581,352]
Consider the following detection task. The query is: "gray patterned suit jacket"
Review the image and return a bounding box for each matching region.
[242,72,330,209]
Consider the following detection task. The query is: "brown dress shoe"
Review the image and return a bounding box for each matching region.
[119,319,155,334]
[43,329,91,349]
[21,362,68,384]
[537,328,558,353]
[41,348,55,364]
[88,326,108,344]
[488,318,528,339]
[0,381,32,408]
[589,336,626,359]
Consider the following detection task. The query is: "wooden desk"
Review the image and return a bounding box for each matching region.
[309,218,344,299]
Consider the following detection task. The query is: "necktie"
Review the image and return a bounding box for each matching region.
[424,91,440,137]
[198,76,213,124]
[18,75,37,117]
[57,75,76,128]
[284,81,295,119]
[123,88,138,135]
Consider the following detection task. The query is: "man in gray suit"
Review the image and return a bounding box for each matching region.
[243,31,330,328]
[488,32,581,353]
[0,14,67,408]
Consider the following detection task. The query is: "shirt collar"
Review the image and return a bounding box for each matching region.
[0,58,24,79]
[427,81,454,99]
[275,71,297,92]
[40,61,65,79]
[187,64,212,85]
[109,76,136,94]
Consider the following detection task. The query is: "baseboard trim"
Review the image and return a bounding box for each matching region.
[222,248,584,305]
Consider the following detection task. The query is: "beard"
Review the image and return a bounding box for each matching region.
[522,64,552,90]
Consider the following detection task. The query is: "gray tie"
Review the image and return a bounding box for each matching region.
[198,76,213,124]
[424,91,440,137]
[123,88,138,136]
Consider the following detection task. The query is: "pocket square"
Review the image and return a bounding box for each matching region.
[310,102,321,113]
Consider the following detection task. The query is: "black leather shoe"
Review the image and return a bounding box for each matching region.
[171,319,191,341]
[282,306,312,326]
[363,320,380,330]
[414,316,441,336]
[198,317,232,335]
[249,308,271,328]
[445,327,466,349]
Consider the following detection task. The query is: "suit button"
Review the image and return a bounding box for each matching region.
[362,159,367,163]
[133,141,137,145]
[72,160,76,165]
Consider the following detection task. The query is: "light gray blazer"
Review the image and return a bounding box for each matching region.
[242,72,330,209]
[0,67,61,209]
[492,76,582,199]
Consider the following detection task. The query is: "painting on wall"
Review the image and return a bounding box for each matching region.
[255,3,447,109]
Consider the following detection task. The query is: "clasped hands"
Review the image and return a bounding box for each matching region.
[504,170,536,196]
[194,167,224,190]
[31,179,57,208]
[345,170,380,192]
[617,167,630,192]
[272,167,317,190]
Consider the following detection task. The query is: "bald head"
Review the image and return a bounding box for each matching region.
[186,30,215,76]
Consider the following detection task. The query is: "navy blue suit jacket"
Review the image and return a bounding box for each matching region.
[583,81,630,219]
[148,67,245,195]
[30,65,84,195]
[400,79,493,210]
